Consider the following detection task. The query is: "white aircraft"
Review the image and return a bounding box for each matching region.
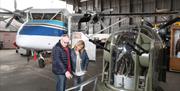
[0,0,69,68]
[16,8,69,50]
[1,2,96,68]
[15,8,96,68]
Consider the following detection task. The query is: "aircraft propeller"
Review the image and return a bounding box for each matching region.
[78,0,113,30]
[0,0,32,28]
[79,7,113,25]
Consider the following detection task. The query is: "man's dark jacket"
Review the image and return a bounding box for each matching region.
[52,41,71,75]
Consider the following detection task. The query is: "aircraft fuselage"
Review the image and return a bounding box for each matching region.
[16,20,67,50]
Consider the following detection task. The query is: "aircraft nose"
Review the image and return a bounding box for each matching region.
[16,36,29,48]
[16,35,59,50]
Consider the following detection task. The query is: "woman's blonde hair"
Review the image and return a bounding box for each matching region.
[74,40,85,54]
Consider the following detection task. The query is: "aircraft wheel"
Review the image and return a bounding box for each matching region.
[38,59,45,68]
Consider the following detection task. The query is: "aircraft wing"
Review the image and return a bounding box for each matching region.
[0,12,13,16]
[100,11,178,16]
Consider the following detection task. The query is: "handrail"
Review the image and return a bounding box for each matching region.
[65,73,101,91]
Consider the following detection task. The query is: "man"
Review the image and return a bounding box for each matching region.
[52,34,72,91]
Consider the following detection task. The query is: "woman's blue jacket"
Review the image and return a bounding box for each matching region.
[71,48,89,72]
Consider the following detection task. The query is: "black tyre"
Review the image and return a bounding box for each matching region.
[38,59,45,68]
[26,50,31,56]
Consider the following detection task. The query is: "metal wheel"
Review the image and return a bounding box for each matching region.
[38,58,45,68]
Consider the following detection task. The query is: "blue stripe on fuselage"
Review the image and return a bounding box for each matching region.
[28,20,67,28]
[19,26,66,36]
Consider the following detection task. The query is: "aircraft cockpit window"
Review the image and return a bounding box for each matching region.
[53,14,63,21]
[109,29,153,88]
[43,13,54,20]
[32,13,42,20]
[102,25,163,90]
[31,13,66,21]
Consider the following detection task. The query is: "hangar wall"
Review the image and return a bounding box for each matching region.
[0,31,16,49]
[70,0,180,34]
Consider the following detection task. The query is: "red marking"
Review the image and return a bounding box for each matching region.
[33,52,37,61]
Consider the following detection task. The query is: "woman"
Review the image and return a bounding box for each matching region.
[71,40,89,91]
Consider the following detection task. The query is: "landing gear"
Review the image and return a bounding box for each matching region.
[37,51,50,68]
[37,52,46,68]
[27,51,51,68]
[38,58,45,68]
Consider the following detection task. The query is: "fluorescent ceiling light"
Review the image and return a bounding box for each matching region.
[80,0,88,2]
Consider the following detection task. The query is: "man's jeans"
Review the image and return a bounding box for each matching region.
[56,75,66,91]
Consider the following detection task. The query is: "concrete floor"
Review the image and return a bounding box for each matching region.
[0,49,102,91]
[0,49,180,91]
[160,72,180,91]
